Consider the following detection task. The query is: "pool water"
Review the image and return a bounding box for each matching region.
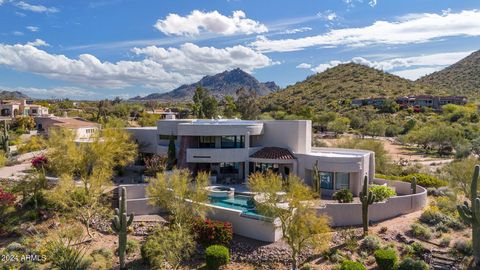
[209,194,266,220]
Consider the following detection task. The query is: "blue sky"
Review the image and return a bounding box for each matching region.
[0,0,479,100]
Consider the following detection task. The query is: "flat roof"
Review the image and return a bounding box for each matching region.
[125,127,157,130]
[179,119,262,126]
[310,147,371,158]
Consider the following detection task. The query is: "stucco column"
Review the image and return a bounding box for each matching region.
[244,131,250,182]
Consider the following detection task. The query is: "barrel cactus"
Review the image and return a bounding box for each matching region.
[111,187,134,270]
[411,176,417,194]
[312,160,322,197]
[360,175,375,236]
[457,165,480,265]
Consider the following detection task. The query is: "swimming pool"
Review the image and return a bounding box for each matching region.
[209,194,267,220]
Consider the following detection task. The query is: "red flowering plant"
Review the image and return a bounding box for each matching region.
[192,218,233,247]
[0,187,15,212]
[31,155,48,170]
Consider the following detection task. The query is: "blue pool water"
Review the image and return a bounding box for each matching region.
[209,194,266,220]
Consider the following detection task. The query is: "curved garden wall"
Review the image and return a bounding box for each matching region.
[316,178,427,227]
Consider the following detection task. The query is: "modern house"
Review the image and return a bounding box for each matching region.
[34,117,101,142]
[352,95,468,110]
[0,99,49,117]
[127,119,375,196]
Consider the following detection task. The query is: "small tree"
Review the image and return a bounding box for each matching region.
[236,88,260,120]
[248,171,330,270]
[167,135,176,170]
[146,169,209,228]
[222,95,236,118]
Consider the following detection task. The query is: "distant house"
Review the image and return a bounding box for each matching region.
[353,95,467,110]
[145,109,178,119]
[34,117,101,142]
[0,99,49,117]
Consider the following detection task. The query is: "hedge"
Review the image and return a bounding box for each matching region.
[375,173,447,188]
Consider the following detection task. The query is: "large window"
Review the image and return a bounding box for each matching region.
[199,136,215,148]
[335,172,350,190]
[221,135,244,148]
[320,172,334,190]
[220,162,240,174]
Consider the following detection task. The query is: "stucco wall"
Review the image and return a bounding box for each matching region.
[125,128,157,154]
[119,184,161,215]
[258,120,310,153]
[316,179,427,226]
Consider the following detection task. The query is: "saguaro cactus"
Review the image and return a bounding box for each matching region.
[1,120,9,156]
[312,161,322,197]
[360,175,375,236]
[411,176,417,194]
[111,187,134,270]
[457,165,480,265]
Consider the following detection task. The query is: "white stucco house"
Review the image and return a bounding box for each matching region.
[127,119,375,196]
[34,117,101,142]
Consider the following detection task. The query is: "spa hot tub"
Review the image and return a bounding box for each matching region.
[207,186,235,198]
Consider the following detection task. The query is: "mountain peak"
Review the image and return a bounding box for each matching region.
[131,69,279,101]
[417,50,480,97]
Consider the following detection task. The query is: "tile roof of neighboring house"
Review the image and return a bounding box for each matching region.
[40,117,101,129]
[250,147,295,160]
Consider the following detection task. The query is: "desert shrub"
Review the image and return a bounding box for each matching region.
[143,155,167,176]
[322,249,346,263]
[435,223,450,233]
[435,196,457,214]
[360,235,381,253]
[125,239,139,255]
[300,263,312,270]
[340,260,367,270]
[338,228,358,251]
[44,239,90,270]
[6,242,26,252]
[193,218,233,247]
[18,136,47,154]
[374,248,398,270]
[379,227,388,234]
[205,245,230,270]
[419,206,447,225]
[453,239,472,255]
[401,173,447,188]
[141,225,195,269]
[332,189,353,203]
[440,237,451,247]
[397,257,429,270]
[89,248,113,270]
[410,223,432,240]
[369,185,396,202]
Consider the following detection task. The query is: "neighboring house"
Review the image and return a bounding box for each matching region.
[127,119,375,196]
[352,95,468,110]
[34,117,101,142]
[0,99,49,117]
[146,109,178,119]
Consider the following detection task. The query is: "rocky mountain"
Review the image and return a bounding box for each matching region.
[131,68,279,101]
[261,63,444,112]
[417,50,480,98]
[0,90,30,100]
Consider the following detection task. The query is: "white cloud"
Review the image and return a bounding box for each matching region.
[369,0,377,7]
[15,1,59,13]
[296,63,312,69]
[0,41,275,89]
[26,39,49,47]
[0,0,5,6]
[13,31,24,36]
[309,51,472,79]
[26,26,39,32]
[154,10,267,36]
[317,10,337,21]
[392,67,442,80]
[283,27,312,34]
[251,9,480,52]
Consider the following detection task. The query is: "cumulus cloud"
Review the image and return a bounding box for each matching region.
[26,39,49,47]
[0,41,275,89]
[154,10,267,36]
[26,26,39,32]
[251,9,480,52]
[296,63,312,69]
[15,1,59,13]
[309,51,472,79]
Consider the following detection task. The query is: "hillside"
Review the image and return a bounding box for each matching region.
[417,50,480,98]
[0,90,29,99]
[131,68,279,101]
[261,63,444,112]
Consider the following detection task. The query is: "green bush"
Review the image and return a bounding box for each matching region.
[419,207,447,225]
[369,185,396,202]
[205,245,230,270]
[453,239,472,255]
[125,239,139,255]
[374,249,398,270]
[401,173,447,188]
[410,223,432,240]
[360,235,381,253]
[340,260,367,270]
[397,257,429,270]
[332,189,353,203]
